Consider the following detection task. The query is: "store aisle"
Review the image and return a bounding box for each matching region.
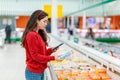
[0,43,26,80]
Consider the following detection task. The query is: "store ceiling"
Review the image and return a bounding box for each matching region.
[0,0,119,16]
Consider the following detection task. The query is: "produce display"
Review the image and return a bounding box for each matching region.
[50,50,111,80]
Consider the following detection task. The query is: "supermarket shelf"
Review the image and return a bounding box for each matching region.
[96,38,120,43]
[0,29,5,48]
[44,67,56,80]
[51,34,120,75]
[47,63,58,80]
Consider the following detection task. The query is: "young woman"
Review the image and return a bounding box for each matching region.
[21,10,61,80]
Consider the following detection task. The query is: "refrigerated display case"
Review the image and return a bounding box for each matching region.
[44,67,58,80]
[47,35,120,80]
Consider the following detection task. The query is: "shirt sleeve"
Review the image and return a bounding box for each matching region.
[46,48,53,55]
[26,33,55,63]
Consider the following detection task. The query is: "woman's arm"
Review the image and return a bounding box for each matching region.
[46,48,53,55]
[26,33,55,63]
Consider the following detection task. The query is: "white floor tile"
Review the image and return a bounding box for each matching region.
[0,43,26,80]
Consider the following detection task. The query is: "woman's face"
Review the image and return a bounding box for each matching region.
[37,16,48,30]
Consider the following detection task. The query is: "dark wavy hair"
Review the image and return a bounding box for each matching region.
[21,10,48,47]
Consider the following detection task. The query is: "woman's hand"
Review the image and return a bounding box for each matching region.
[52,47,59,53]
[55,56,63,61]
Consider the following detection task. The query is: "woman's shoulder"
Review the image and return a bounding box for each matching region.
[28,31,38,35]
[26,31,39,38]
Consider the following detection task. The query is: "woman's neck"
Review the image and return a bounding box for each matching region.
[33,28,38,33]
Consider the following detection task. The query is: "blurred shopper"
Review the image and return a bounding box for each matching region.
[21,10,62,80]
[68,23,74,36]
[85,28,95,40]
[5,25,11,44]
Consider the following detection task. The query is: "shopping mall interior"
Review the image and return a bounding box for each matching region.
[0,0,120,80]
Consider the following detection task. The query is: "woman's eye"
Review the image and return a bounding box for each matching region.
[44,21,48,23]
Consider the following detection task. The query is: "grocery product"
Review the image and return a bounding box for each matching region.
[60,51,72,59]
[50,48,112,80]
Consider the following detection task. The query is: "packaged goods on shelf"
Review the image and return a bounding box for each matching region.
[60,51,72,59]
[83,41,120,60]
[50,59,111,80]
[49,45,112,80]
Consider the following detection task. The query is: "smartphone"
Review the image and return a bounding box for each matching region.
[53,43,64,50]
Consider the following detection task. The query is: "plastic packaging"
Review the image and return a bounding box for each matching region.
[60,51,72,59]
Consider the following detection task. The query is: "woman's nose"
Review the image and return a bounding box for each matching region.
[45,23,47,26]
